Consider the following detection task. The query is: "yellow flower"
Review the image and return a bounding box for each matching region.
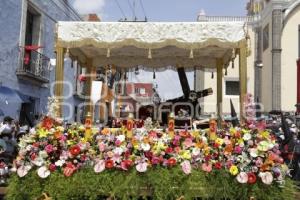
[215,138,224,146]
[56,126,64,132]
[204,146,210,156]
[180,150,191,160]
[260,131,270,139]
[78,125,85,132]
[229,165,239,175]
[37,129,49,138]
[191,131,200,138]
[229,128,236,136]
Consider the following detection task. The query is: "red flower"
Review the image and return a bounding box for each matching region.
[49,164,56,172]
[42,117,54,130]
[167,158,177,167]
[105,160,114,169]
[69,145,81,156]
[63,163,76,177]
[213,143,220,148]
[78,74,87,82]
[214,162,222,170]
[247,173,257,184]
[30,153,37,161]
[121,160,133,170]
[144,151,153,159]
[165,147,173,154]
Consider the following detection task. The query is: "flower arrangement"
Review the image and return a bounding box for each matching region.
[12,116,290,188]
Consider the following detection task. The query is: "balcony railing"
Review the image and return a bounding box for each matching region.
[16,46,50,84]
[198,16,253,22]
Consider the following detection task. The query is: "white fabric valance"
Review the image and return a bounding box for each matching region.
[56,22,247,69]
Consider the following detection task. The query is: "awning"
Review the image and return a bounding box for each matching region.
[56,22,247,69]
[0,86,23,104]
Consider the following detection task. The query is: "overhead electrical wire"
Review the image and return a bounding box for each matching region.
[139,0,147,20]
[127,0,136,20]
[114,0,127,19]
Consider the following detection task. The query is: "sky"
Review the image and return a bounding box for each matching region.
[71,0,249,100]
[72,0,248,21]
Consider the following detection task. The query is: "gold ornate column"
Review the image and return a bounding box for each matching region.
[216,58,223,127]
[54,47,65,118]
[85,58,95,120]
[239,40,248,123]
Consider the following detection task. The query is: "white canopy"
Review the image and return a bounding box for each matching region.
[56,22,247,69]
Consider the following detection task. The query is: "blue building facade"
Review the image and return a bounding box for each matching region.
[0,0,83,124]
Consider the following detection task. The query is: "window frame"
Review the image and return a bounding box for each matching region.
[224,78,240,97]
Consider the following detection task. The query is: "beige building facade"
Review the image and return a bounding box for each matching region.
[197,0,300,116]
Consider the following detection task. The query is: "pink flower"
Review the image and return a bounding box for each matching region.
[45,144,54,154]
[136,162,147,173]
[115,140,122,146]
[234,146,242,154]
[183,138,194,148]
[181,160,191,175]
[202,163,212,172]
[94,160,105,173]
[98,143,106,152]
[151,157,160,165]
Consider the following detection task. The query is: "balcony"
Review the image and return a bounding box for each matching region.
[16,46,50,85]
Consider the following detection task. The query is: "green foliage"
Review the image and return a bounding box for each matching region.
[6,167,296,200]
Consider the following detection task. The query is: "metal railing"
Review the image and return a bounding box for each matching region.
[198,16,253,22]
[17,47,50,81]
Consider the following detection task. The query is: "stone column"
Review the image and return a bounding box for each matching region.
[271,9,283,110]
[239,40,248,123]
[85,58,95,120]
[216,58,223,127]
[55,47,65,118]
[254,27,263,102]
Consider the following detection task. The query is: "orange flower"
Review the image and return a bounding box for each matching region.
[42,117,54,130]
[101,128,110,135]
[179,131,190,138]
[54,131,62,139]
[225,144,233,153]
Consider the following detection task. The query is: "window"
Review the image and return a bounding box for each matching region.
[25,5,41,46]
[140,88,145,95]
[225,80,240,96]
[135,87,140,94]
[263,24,269,51]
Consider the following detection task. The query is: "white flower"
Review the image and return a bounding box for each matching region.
[243,133,252,141]
[116,135,125,142]
[192,148,200,156]
[55,160,65,167]
[39,150,48,159]
[25,145,33,152]
[94,160,105,173]
[141,143,151,151]
[37,166,50,178]
[249,148,258,158]
[29,128,36,135]
[113,147,124,155]
[17,165,32,177]
[259,172,273,185]
[136,162,147,173]
[236,172,248,184]
[31,157,44,166]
